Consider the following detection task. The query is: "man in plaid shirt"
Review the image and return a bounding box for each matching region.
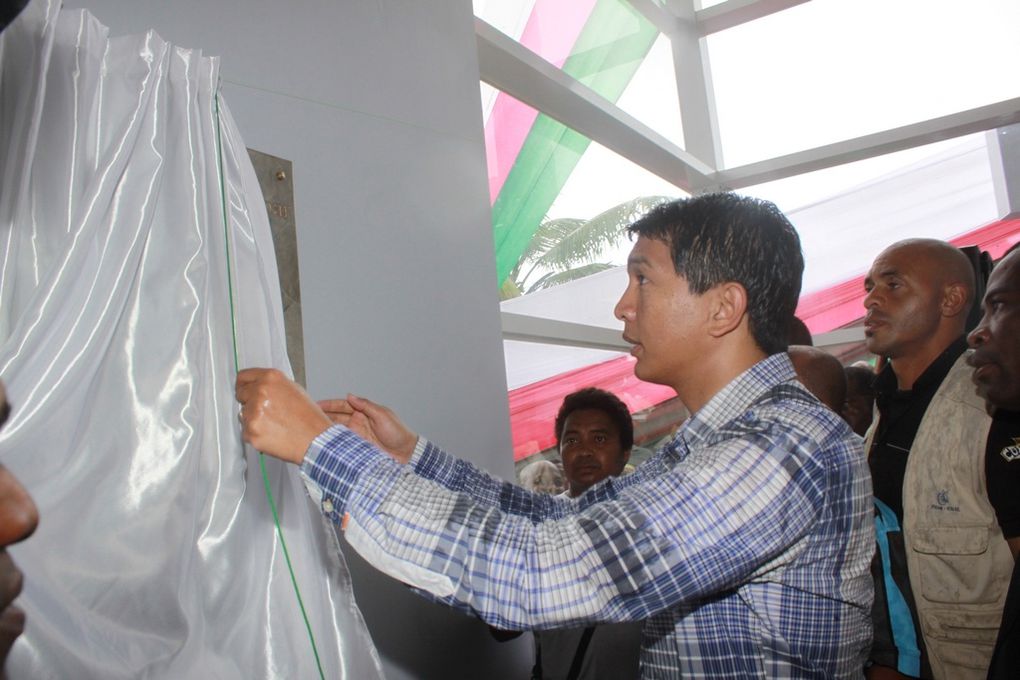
[237,193,874,678]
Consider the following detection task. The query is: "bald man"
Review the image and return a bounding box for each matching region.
[863,239,1020,680]
[788,345,847,413]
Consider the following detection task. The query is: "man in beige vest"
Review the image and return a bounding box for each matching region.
[864,239,1020,680]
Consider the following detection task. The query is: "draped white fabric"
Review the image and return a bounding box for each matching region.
[0,2,383,677]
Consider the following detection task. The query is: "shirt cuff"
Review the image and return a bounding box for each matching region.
[299,424,390,523]
[408,436,427,466]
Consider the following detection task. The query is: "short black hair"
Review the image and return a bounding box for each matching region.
[554,387,634,451]
[628,192,804,355]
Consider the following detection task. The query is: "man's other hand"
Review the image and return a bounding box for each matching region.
[318,395,417,464]
[235,368,333,464]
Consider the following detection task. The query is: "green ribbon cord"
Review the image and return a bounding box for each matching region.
[214,91,326,680]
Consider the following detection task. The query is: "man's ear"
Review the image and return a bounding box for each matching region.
[707,282,748,338]
[941,281,970,319]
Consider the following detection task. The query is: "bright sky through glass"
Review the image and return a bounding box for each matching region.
[478,0,1020,398]
[476,0,1019,221]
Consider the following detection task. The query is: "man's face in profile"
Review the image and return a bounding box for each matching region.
[968,251,1020,411]
[863,244,945,360]
[616,236,712,390]
[0,381,39,667]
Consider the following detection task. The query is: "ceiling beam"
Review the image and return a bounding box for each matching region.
[502,310,865,353]
[476,18,714,192]
[620,0,725,181]
[670,0,724,178]
[501,312,629,352]
[697,0,811,36]
[813,327,865,348]
[713,97,1020,190]
[988,123,1020,219]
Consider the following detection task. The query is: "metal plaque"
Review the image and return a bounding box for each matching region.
[247,148,306,387]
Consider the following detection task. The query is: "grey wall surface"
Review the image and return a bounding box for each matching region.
[63,1,528,677]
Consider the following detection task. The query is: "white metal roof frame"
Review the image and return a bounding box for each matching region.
[479,0,1020,360]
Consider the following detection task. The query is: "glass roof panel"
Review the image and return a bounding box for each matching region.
[483,85,685,295]
[482,0,1020,394]
[475,0,685,151]
[706,0,1020,167]
[614,33,685,148]
[483,85,686,291]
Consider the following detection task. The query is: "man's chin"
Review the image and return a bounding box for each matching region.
[863,338,886,357]
[632,360,665,386]
[572,470,600,484]
[984,384,1020,413]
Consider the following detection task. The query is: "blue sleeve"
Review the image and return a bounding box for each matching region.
[300,424,826,631]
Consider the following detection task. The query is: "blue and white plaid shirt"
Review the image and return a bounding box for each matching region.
[302,353,874,678]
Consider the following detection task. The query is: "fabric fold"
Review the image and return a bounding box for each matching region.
[0,1,382,676]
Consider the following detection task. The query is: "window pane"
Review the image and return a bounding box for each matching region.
[475,0,685,151]
[615,34,685,148]
[707,0,1020,166]
[482,87,685,288]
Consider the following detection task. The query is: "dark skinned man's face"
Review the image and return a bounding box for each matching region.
[0,382,39,669]
[968,251,1020,411]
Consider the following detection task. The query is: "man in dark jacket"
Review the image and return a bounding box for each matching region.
[968,246,1020,680]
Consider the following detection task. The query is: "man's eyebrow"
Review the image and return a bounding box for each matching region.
[627,254,650,267]
[564,427,611,434]
[984,283,1018,299]
[865,268,899,285]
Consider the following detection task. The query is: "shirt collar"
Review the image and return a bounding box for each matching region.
[874,335,968,397]
[679,352,797,450]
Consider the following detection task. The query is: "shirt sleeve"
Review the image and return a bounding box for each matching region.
[409,433,681,519]
[301,422,825,630]
[408,437,577,521]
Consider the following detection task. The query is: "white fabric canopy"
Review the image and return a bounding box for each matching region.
[0,1,382,677]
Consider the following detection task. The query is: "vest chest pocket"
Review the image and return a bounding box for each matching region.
[911,526,1001,604]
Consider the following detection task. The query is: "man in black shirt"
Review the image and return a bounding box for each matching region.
[864,239,1020,680]
[968,247,1020,680]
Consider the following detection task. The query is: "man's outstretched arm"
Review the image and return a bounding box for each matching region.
[236,367,826,631]
[239,369,573,519]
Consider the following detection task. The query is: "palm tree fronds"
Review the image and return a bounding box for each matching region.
[510,195,676,296]
[525,262,616,294]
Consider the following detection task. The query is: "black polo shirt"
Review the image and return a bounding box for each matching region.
[869,337,1020,535]
[869,338,969,521]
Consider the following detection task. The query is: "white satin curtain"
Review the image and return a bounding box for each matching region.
[0,2,382,677]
